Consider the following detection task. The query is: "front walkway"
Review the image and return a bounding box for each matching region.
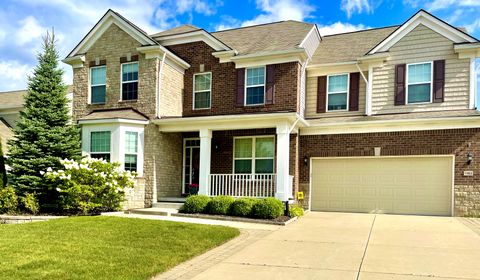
[158,212,480,280]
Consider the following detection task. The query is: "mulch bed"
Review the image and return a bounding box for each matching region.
[172,212,297,226]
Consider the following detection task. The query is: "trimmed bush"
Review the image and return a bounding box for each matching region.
[181,195,210,213]
[0,187,18,214]
[252,197,284,219]
[289,204,305,217]
[21,193,40,215]
[207,195,235,215]
[230,197,257,217]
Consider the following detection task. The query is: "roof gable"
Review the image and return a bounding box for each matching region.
[368,10,478,55]
[67,9,157,58]
[152,24,201,37]
[152,29,231,51]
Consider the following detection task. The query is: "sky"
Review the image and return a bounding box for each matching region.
[0,0,479,96]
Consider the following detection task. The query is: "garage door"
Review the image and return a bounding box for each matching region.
[310,156,453,216]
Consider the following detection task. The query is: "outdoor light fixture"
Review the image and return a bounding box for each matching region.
[467,152,473,165]
[304,156,309,166]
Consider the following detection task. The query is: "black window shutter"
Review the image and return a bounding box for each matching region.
[433,60,445,103]
[235,68,245,107]
[394,64,406,106]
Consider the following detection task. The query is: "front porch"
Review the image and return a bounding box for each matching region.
[152,113,303,202]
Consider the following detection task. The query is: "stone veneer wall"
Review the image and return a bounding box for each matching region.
[299,128,480,216]
[123,177,146,209]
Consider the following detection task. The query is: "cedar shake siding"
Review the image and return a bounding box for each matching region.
[371,24,470,114]
[166,41,301,117]
[299,128,480,216]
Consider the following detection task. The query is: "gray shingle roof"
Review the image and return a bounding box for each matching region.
[79,109,148,122]
[152,24,201,37]
[311,26,399,65]
[0,90,25,110]
[212,21,314,55]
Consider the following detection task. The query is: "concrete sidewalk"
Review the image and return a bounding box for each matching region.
[166,212,480,280]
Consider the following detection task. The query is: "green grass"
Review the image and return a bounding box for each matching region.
[0,216,240,280]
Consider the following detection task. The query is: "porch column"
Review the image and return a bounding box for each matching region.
[275,123,290,201]
[198,128,212,196]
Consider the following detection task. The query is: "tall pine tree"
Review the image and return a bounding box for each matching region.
[8,31,81,210]
[0,139,6,187]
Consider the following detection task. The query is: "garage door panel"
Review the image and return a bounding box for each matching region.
[310,157,453,216]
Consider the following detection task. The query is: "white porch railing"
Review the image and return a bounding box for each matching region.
[210,174,276,197]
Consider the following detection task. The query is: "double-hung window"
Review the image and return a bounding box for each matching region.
[407,62,432,104]
[234,136,274,174]
[245,67,265,105]
[90,66,106,104]
[193,72,211,109]
[124,131,138,172]
[327,74,349,111]
[121,62,138,100]
[90,131,111,161]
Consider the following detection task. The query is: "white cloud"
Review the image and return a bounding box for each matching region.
[318,22,368,36]
[0,60,32,91]
[240,0,314,27]
[427,0,480,11]
[16,16,46,46]
[341,0,372,18]
[176,0,217,16]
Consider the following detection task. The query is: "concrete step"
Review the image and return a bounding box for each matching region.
[157,197,186,203]
[152,202,184,210]
[127,207,179,216]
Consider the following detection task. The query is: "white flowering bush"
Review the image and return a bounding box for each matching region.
[43,158,135,214]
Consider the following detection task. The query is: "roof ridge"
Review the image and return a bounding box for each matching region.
[212,20,312,34]
[322,25,400,38]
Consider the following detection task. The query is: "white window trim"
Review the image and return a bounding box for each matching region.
[120,61,139,101]
[89,130,111,160]
[326,73,350,112]
[193,72,212,110]
[124,131,139,172]
[244,66,266,106]
[406,61,433,105]
[89,65,106,104]
[233,135,275,174]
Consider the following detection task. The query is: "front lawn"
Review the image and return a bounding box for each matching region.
[0,216,239,280]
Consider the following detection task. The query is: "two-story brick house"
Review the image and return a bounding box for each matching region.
[64,9,480,216]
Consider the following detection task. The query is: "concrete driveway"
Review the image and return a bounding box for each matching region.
[191,212,480,280]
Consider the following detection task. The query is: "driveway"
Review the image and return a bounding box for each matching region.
[191,212,480,280]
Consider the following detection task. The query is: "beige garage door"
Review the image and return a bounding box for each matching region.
[311,156,453,216]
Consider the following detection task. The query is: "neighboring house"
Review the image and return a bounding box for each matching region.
[0,87,73,155]
[63,9,480,216]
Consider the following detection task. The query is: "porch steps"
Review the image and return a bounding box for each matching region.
[127,207,179,216]
[152,202,184,210]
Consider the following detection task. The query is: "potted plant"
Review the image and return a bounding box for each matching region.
[188,184,199,195]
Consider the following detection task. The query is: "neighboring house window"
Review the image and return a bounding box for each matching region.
[407,62,432,104]
[90,131,111,161]
[124,131,138,172]
[327,74,349,111]
[193,72,211,109]
[121,62,138,100]
[245,66,265,105]
[90,66,106,104]
[234,136,274,174]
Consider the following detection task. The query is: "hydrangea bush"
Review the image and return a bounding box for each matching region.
[43,158,135,215]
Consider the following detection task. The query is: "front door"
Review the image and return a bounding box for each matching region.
[183,138,200,194]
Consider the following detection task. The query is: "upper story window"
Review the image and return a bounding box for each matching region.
[193,72,211,109]
[234,136,274,174]
[327,74,349,111]
[90,131,111,161]
[121,62,138,101]
[407,62,432,104]
[245,66,265,106]
[90,66,106,104]
[124,131,138,172]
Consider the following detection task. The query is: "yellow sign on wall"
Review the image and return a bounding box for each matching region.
[297,191,304,200]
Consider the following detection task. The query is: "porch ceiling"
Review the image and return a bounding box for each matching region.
[153,112,307,132]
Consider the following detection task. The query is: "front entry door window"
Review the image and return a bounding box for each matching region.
[183,139,200,193]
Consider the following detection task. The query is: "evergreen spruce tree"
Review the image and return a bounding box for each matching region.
[0,139,6,187]
[7,31,81,210]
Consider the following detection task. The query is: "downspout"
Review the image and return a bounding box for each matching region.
[156,52,167,118]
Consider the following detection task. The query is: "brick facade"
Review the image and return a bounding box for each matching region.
[299,128,480,216]
[166,41,300,117]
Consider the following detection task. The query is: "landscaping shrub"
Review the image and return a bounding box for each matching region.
[0,187,18,214]
[181,195,210,213]
[252,197,284,219]
[43,158,135,215]
[21,193,39,215]
[207,195,235,215]
[230,197,257,217]
[289,204,305,218]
